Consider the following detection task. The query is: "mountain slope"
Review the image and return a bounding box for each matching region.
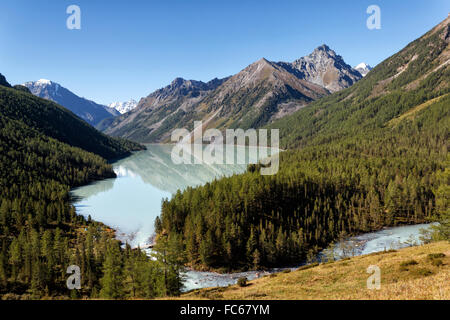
[103,77,231,142]
[0,81,144,160]
[0,75,177,300]
[195,58,330,131]
[270,15,450,149]
[23,79,119,126]
[103,46,358,143]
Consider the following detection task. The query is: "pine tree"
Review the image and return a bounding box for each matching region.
[433,159,450,240]
[99,241,124,299]
[252,249,261,269]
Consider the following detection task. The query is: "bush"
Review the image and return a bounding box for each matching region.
[297,262,319,271]
[237,277,248,287]
[431,259,443,267]
[400,259,418,267]
[427,253,445,260]
[411,268,434,277]
[282,269,291,274]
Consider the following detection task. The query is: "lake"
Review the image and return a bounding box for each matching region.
[71,144,271,247]
[71,144,434,292]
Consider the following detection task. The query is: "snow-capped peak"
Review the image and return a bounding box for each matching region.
[354,62,373,77]
[355,63,369,70]
[23,79,57,88]
[109,99,138,114]
[23,79,61,98]
[36,79,53,85]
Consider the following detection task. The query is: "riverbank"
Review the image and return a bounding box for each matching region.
[181,223,435,291]
[180,241,450,300]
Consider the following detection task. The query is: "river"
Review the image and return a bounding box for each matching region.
[71,144,434,292]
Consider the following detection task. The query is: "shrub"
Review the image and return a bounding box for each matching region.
[399,265,409,272]
[282,269,291,274]
[427,253,445,260]
[400,259,418,267]
[248,293,267,298]
[431,259,443,267]
[297,262,319,271]
[411,268,434,277]
[237,277,248,287]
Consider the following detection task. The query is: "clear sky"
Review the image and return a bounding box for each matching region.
[1,0,449,105]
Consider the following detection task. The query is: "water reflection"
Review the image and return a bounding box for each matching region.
[71,144,266,247]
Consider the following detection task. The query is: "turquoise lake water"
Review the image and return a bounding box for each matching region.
[71,144,268,247]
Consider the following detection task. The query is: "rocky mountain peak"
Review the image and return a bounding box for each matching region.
[278,44,362,92]
[171,77,186,87]
[314,44,333,53]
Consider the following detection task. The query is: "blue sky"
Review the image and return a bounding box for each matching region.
[0,0,449,105]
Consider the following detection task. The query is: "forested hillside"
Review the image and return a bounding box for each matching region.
[0,85,144,160]
[269,16,450,149]
[0,79,182,299]
[157,17,450,271]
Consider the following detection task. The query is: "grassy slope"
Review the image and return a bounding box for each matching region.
[182,241,450,300]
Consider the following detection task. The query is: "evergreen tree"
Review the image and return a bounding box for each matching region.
[99,241,124,299]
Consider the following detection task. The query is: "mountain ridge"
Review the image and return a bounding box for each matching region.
[23,79,119,126]
[103,45,358,143]
[267,15,449,149]
[1,78,144,160]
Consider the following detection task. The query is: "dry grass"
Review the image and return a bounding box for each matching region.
[180,241,450,300]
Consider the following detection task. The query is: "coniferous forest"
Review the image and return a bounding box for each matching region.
[0,84,184,299]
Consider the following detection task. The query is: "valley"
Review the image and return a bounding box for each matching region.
[157,16,449,273]
[0,9,448,302]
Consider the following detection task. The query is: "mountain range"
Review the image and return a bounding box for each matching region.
[23,79,119,126]
[102,45,364,143]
